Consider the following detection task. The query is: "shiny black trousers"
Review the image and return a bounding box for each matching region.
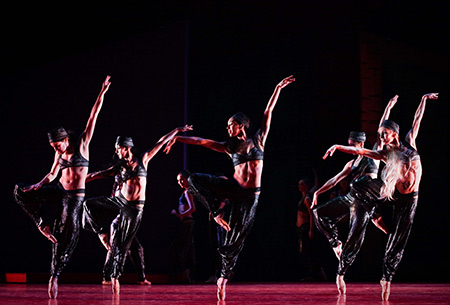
[188,173,259,280]
[83,195,144,280]
[313,177,382,276]
[14,183,83,277]
[382,190,418,282]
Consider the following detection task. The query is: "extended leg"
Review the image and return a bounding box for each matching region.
[336,203,371,294]
[313,195,351,258]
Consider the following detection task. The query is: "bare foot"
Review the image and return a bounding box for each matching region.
[217,277,228,301]
[102,280,111,285]
[380,280,391,301]
[112,278,120,294]
[48,276,58,299]
[333,241,342,260]
[39,226,57,243]
[98,233,111,250]
[336,275,346,295]
[139,279,152,285]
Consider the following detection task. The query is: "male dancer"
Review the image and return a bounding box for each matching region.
[83,125,192,294]
[164,76,295,300]
[14,76,111,298]
[84,167,151,286]
[311,96,400,295]
[322,93,438,300]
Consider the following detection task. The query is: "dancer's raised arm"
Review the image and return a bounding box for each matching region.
[259,75,295,146]
[142,125,193,166]
[79,76,111,157]
[376,95,398,150]
[406,93,438,150]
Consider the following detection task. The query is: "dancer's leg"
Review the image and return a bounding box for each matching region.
[381,192,418,301]
[108,205,143,294]
[313,195,352,258]
[336,203,371,294]
[14,183,62,243]
[49,194,84,298]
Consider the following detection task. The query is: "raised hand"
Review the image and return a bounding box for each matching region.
[424,93,439,100]
[102,75,111,91]
[177,124,193,133]
[277,75,295,89]
[387,95,399,108]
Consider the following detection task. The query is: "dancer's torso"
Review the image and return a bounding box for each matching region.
[58,144,89,192]
[230,136,264,190]
[117,156,148,202]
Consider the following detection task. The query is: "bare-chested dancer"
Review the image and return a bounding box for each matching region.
[322,93,438,300]
[311,96,401,295]
[84,164,152,286]
[83,125,192,294]
[164,76,295,300]
[14,76,111,298]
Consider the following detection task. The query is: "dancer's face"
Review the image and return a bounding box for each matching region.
[378,127,397,146]
[227,118,244,137]
[50,137,69,154]
[177,174,189,189]
[298,180,308,192]
[115,145,130,160]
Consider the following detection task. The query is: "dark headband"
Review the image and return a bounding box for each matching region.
[231,112,250,129]
[380,120,400,134]
[48,127,68,142]
[348,131,366,143]
[115,136,134,147]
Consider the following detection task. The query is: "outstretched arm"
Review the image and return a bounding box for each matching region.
[311,161,352,208]
[79,76,111,157]
[142,125,193,166]
[164,135,228,154]
[376,95,399,150]
[259,75,295,146]
[86,165,117,183]
[323,144,384,161]
[406,93,438,150]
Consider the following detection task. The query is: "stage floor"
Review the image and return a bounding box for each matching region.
[1,282,449,305]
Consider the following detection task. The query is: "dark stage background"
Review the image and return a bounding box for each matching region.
[2,1,450,283]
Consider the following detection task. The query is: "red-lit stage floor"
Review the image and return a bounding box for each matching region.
[1,282,449,305]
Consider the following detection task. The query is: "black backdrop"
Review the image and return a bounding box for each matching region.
[2,1,450,283]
